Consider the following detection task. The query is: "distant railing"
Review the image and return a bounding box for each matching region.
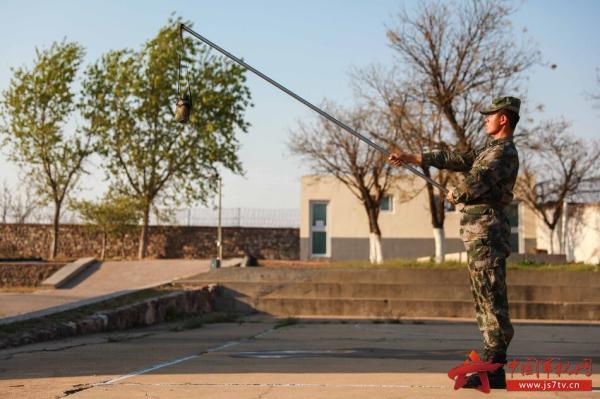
[5,207,300,228]
[154,207,300,228]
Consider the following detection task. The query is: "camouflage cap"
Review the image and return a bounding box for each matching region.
[480,96,521,115]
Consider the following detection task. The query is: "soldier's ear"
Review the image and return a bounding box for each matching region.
[498,112,509,126]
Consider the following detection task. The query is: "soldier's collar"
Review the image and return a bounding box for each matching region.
[489,136,514,147]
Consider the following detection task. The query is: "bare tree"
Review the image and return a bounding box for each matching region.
[0,180,39,224]
[350,0,539,262]
[515,121,600,254]
[587,68,600,111]
[11,184,41,224]
[387,0,538,148]
[354,67,453,262]
[289,102,413,264]
[0,181,11,224]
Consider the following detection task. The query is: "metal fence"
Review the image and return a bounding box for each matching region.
[9,207,300,229]
[160,207,300,228]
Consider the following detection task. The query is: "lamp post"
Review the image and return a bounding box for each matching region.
[210,175,223,269]
[217,175,223,263]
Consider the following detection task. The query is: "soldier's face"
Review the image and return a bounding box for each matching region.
[484,112,502,135]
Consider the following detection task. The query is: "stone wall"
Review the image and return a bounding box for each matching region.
[0,224,299,260]
[0,262,65,287]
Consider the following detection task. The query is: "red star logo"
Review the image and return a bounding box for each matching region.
[448,351,503,394]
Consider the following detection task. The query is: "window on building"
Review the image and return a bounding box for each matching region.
[380,195,393,212]
[312,203,327,226]
[506,202,519,253]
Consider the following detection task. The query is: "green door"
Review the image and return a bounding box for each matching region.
[310,202,328,256]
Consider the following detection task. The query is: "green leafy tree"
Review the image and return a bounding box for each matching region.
[0,41,94,259]
[71,192,142,260]
[81,18,252,258]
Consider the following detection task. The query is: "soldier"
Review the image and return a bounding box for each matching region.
[388,96,521,389]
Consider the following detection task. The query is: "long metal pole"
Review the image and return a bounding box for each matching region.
[217,176,223,261]
[180,24,448,194]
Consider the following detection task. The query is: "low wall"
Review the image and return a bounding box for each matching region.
[300,237,465,261]
[0,287,215,349]
[0,262,65,287]
[0,224,299,260]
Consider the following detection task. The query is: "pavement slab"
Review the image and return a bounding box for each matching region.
[0,317,598,399]
[0,259,239,322]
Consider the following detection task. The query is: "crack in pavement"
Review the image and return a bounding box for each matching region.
[1,333,154,360]
[254,385,272,399]
[2,343,92,361]
[60,383,96,398]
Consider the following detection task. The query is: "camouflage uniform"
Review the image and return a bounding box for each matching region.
[422,97,520,361]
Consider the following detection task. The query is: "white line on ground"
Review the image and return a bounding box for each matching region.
[103,355,199,385]
[206,341,240,352]
[116,382,450,389]
[100,326,275,386]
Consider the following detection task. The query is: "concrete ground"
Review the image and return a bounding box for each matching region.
[0,316,598,398]
[0,259,239,323]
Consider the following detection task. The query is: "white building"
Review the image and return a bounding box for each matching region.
[300,175,539,261]
[536,203,600,264]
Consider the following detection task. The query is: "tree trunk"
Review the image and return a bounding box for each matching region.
[548,227,555,255]
[560,201,568,255]
[364,201,383,265]
[138,204,150,259]
[433,227,445,263]
[369,233,383,264]
[49,201,61,260]
[423,168,446,263]
[101,231,107,260]
[120,233,126,259]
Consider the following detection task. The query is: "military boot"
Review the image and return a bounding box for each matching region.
[463,352,507,389]
[462,366,506,389]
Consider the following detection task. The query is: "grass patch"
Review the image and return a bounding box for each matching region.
[106,334,133,343]
[326,257,599,272]
[170,312,242,332]
[0,287,38,293]
[274,317,299,329]
[329,258,464,270]
[506,262,599,272]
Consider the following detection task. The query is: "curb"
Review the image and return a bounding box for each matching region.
[0,257,244,326]
[0,285,216,349]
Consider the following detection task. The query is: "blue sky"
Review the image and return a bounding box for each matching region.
[0,0,598,210]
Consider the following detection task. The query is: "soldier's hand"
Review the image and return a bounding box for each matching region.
[388,151,421,167]
[388,152,404,167]
[446,187,458,204]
